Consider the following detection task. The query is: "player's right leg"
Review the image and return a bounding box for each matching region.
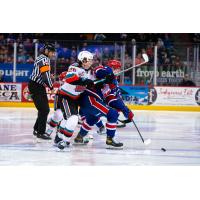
[56,116,78,149]
[55,95,79,149]
[96,117,106,135]
[74,114,99,144]
[75,95,123,148]
[46,109,63,135]
[79,107,106,136]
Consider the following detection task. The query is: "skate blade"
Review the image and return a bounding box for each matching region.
[53,143,59,147]
[106,145,123,150]
[57,146,70,151]
[35,138,52,143]
[73,141,89,146]
[55,146,71,152]
[96,132,106,136]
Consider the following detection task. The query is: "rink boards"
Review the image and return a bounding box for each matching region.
[0,102,200,112]
[0,82,200,112]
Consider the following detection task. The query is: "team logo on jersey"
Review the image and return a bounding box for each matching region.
[71,63,79,67]
[79,71,85,77]
[75,85,86,92]
[68,67,77,72]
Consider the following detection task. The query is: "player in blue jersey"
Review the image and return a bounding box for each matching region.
[94,60,134,124]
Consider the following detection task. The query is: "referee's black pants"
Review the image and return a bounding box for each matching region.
[28,80,50,135]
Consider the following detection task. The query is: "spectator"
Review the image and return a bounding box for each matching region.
[0,34,6,45]
[79,33,94,41]
[157,38,164,49]
[17,49,26,63]
[24,38,33,54]
[81,42,88,51]
[120,33,128,41]
[26,55,34,63]
[94,33,106,41]
[92,57,101,67]
[57,47,71,59]
[179,74,196,86]
[70,56,76,64]
[102,47,111,59]
[174,56,182,69]
[6,56,13,63]
[124,53,132,69]
[71,46,77,58]
[135,53,143,65]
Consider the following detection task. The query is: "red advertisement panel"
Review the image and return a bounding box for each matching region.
[21,82,60,103]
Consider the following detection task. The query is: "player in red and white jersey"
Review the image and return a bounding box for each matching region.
[46,51,94,149]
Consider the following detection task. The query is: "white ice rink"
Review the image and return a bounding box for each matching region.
[0,107,200,166]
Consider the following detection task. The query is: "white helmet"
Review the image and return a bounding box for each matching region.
[78,51,93,62]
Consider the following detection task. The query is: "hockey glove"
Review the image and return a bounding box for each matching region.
[118,111,134,124]
[105,73,115,84]
[95,81,105,89]
[83,79,95,89]
[128,111,134,121]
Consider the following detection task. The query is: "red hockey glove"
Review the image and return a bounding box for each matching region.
[128,111,134,121]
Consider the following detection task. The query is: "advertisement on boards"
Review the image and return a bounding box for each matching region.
[0,83,22,102]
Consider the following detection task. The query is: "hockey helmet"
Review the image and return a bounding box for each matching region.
[107,60,121,70]
[78,51,93,63]
[43,43,56,52]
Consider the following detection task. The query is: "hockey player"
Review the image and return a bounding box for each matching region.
[78,60,134,137]
[45,71,66,139]
[94,60,134,124]
[77,60,132,137]
[46,50,95,150]
[78,65,106,135]
[74,69,123,149]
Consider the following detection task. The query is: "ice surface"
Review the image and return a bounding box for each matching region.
[0,107,200,166]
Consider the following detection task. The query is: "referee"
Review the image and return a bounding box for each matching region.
[28,43,55,140]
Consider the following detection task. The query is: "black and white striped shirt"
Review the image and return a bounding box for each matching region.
[30,54,53,89]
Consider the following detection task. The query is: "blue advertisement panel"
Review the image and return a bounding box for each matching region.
[120,85,149,105]
[0,63,34,82]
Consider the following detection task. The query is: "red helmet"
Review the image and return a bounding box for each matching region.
[107,60,121,70]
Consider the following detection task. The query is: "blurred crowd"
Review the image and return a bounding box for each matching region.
[0,33,182,67]
[0,33,195,81]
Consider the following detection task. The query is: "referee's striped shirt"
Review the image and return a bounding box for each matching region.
[30,54,53,89]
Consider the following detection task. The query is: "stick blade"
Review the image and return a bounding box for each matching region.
[142,53,149,63]
[144,139,151,145]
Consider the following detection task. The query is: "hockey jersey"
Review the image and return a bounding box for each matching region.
[94,65,121,100]
[58,63,88,99]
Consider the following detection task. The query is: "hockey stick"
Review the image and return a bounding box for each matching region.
[94,53,149,84]
[132,120,151,145]
[118,118,132,124]
[116,120,126,128]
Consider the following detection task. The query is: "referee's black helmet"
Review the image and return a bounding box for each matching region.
[43,43,56,52]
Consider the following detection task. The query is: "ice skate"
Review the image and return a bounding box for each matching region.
[53,133,62,146]
[97,125,106,135]
[74,133,89,145]
[36,133,52,142]
[33,130,38,137]
[57,140,70,150]
[45,128,54,136]
[106,136,123,149]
